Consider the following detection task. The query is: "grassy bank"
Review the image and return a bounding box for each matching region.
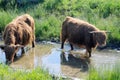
[0,64,52,80]
[88,63,120,80]
[0,0,120,44]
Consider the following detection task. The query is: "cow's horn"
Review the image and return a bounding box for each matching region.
[89,31,99,33]
[104,31,111,33]
[89,31,110,33]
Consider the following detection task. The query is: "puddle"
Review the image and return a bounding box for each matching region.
[0,42,120,79]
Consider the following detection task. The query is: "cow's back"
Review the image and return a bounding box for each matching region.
[15,21,33,46]
[63,17,99,45]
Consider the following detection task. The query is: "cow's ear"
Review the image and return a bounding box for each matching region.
[25,18,31,26]
[0,45,6,50]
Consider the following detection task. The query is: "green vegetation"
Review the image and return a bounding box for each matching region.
[1,62,120,80]
[0,0,120,43]
[88,63,120,80]
[0,64,52,80]
[0,1,120,79]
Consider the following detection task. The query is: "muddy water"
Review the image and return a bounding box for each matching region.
[1,42,120,79]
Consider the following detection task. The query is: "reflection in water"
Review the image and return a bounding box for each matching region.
[40,48,89,79]
[41,48,62,76]
[10,48,35,69]
[91,50,120,70]
[60,51,90,72]
[60,51,89,78]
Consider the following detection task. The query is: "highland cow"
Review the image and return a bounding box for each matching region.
[0,14,35,63]
[61,16,107,57]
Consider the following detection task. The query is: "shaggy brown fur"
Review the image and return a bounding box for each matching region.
[61,16,107,57]
[3,14,35,47]
[0,14,35,63]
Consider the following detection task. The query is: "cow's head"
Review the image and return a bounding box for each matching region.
[0,44,23,63]
[90,31,108,46]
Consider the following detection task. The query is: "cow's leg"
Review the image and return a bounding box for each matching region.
[22,47,25,54]
[11,52,16,63]
[60,52,67,64]
[32,35,35,48]
[61,40,65,49]
[86,47,92,57]
[32,41,35,48]
[88,49,92,57]
[61,37,66,49]
[14,53,17,58]
[70,43,73,50]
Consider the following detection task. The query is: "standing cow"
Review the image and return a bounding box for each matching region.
[61,16,107,57]
[0,14,35,63]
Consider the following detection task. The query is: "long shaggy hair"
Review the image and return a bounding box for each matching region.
[61,16,107,57]
[0,14,35,63]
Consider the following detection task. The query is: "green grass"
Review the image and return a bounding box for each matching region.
[0,64,52,80]
[88,62,120,80]
[0,0,120,43]
[0,1,120,79]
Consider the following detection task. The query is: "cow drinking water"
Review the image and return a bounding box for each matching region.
[0,14,35,63]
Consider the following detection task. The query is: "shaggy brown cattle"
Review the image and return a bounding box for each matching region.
[0,14,35,63]
[61,16,107,57]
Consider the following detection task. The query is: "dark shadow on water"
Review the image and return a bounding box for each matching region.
[60,51,90,72]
